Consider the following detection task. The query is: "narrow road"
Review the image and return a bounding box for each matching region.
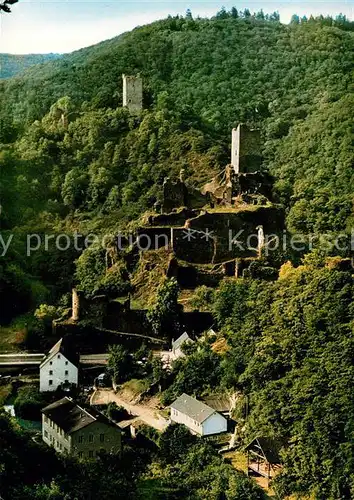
[91,389,168,432]
[80,354,109,365]
[0,353,109,367]
[0,353,44,366]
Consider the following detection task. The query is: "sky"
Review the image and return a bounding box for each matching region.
[1,0,353,54]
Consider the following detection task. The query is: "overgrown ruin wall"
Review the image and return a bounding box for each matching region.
[161,178,207,213]
[172,206,284,264]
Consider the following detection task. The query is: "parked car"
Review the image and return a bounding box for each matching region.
[94,373,111,388]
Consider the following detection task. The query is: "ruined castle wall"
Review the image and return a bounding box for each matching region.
[172,207,284,264]
[148,209,200,227]
[136,227,172,250]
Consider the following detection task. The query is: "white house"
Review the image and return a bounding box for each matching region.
[171,332,193,360]
[40,338,79,392]
[170,393,228,436]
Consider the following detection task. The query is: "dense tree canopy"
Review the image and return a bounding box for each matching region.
[166,259,354,499]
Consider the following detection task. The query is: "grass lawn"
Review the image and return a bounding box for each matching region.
[0,314,34,353]
[224,450,248,472]
[0,384,13,405]
[16,417,42,433]
[137,478,179,499]
[0,326,25,353]
[122,379,150,397]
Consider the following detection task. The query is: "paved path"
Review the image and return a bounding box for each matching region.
[91,389,168,432]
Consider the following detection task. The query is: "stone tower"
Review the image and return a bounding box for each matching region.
[72,288,80,322]
[231,124,262,174]
[122,74,143,114]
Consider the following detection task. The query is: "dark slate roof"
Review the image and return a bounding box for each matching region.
[172,332,192,351]
[245,437,282,464]
[170,393,216,423]
[202,394,232,413]
[42,397,117,434]
[41,338,79,368]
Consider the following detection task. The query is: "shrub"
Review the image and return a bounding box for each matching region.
[14,385,46,420]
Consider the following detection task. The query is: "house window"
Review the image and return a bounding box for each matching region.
[100,434,104,443]
[44,430,48,438]
[58,355,61,359]
[49,380,53,386]
[65,370,68,376]
[89,434,93,443]
[65,361,68,365]
[78,451,83,458]
[78,435,84,443]
[89,450,94,458]
[49,370,53,375]
[49,361,53,365]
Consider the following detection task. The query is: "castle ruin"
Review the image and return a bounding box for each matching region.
[122,74,143,114]
[231,124,262,174]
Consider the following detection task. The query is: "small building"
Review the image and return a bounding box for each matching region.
[170,393,228,436]
[41,397,121,459]
[245,437,283,484]
[40,338,79,392]
[171,332,193,360]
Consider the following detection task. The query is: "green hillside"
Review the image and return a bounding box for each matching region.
[1,13,353,230]
[0,53,61,79]
[0,10,354,500]
[0,12,353,319]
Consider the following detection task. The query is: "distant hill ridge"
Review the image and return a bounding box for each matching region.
[0,53,62,79]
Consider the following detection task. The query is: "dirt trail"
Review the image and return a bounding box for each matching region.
[91,389,168,431]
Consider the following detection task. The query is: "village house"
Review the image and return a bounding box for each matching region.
[40,338,79,392]
[171,332,193,360]
[41,397,121,459]
[170,393,228,436]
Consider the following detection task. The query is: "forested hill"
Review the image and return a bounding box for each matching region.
[0,11,353,317]
[1,13,353,129]
[0,53,61,79]
[0,11,354,231]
